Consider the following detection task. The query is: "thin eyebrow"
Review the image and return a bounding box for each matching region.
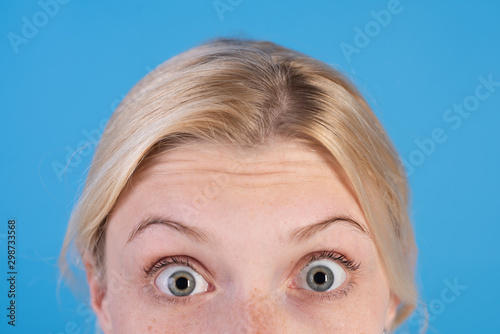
[126,215,217,246]
[285,215,370,244]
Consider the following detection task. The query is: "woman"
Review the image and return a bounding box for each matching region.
[60,37,419,333]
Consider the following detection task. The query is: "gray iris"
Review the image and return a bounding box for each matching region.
[168,270,196,296]
[306,265,334,292]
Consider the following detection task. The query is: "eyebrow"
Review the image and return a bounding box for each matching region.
[126,214,370,247]
[285,214,370,245]
[127,215,217,246]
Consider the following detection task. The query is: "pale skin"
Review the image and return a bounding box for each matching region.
[86,139,399,333]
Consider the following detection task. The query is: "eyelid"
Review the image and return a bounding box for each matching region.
[144,255,213,280]
[143,255,215,304]
[292,280,358,303]
[144,283,203,306]
[297,250,361,274]
[287,250,361,300]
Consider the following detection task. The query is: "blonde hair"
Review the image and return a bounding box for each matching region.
[60,37,418,331]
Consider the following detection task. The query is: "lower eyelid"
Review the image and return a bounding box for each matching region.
[290,280,356,304]
[322,281,356,300]
[145,283,199,306]
[147,281,356,307]
[146,270,216,305]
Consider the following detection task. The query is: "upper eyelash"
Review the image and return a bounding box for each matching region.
[143,256,195,278]
[301,250,361,273]
[144,250,359,276]
[144,250,360,280]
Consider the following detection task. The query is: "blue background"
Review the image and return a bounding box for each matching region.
[1,1,499,333]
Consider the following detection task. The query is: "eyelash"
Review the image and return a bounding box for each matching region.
[143,256,196,277]
[143,256,206,305]
[295,250,361,302]
[302,250,361,273]
[143,250,361,304]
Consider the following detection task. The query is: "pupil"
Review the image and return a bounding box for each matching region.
[314,271,326,284]
[176,276,189,290]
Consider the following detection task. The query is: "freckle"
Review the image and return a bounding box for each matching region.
[147,325,152,331]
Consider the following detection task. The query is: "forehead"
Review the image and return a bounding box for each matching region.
[131,139,354,191]
[113,140,366,234]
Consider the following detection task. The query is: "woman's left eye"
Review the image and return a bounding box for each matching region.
[155,265,209,297]
[295,259,347,292]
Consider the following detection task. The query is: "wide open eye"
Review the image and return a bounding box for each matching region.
[296,259,347,292]
[155,265,209,297]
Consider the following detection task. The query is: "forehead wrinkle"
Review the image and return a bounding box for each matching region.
[134,168,338,191]
[142,158,331,173]
[127,156,354,205]
[144,140,335,169]
[134,156,339,186]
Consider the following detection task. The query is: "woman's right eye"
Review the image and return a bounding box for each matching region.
[155,265,210,297]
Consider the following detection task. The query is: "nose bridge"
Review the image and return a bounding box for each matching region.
[214,211,284,332]
[226,292,280,334]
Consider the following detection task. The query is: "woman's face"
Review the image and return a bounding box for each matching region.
[88,140,398,333]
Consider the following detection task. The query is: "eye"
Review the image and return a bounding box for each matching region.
[295,259,347,292]
[155,265,209,297]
